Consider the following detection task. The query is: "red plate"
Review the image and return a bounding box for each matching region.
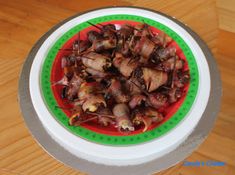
[51,20,189,136]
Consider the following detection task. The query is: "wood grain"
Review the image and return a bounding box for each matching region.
[216,0,235,33]
[0,0,234,175]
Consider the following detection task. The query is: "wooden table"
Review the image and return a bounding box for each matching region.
[1,0,234,174]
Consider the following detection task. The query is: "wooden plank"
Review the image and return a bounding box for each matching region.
[216,0,235,33]
[218,8,235,33]
[217,0,235,13]
[218,30,235,57]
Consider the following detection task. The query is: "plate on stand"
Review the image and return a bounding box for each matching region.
[19,7,221,175]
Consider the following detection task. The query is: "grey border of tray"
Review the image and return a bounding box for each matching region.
[18,6,222,175]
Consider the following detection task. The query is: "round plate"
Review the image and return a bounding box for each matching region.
[43,17,194,144]
[19,7,221,175]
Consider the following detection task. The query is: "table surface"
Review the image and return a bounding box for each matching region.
[0,0,235,175]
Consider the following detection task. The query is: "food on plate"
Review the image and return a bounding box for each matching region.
[53,22,190,133]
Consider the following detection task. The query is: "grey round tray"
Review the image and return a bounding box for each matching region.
[18,7,221,175]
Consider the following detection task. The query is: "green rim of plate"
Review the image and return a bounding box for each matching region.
[41,14,199,146]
